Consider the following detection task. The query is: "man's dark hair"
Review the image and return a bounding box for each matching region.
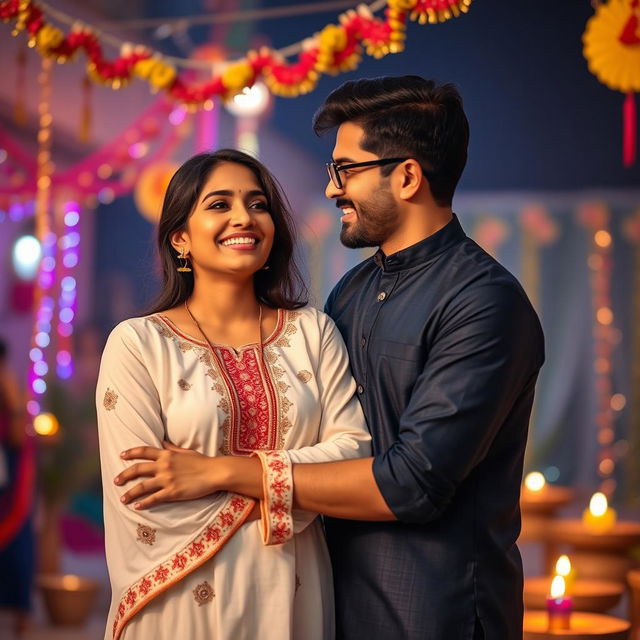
[313,75,469,207]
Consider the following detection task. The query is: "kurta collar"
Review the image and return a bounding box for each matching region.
[373,214,466,272]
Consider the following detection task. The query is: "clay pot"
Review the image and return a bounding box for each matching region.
[37,573,100,626]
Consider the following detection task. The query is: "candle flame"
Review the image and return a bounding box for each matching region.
[589,492,608,517]
[550,575,566,598]
[524,471,546,492]
[555,555,571,576]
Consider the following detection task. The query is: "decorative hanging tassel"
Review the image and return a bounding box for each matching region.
[14,48,27,126]
[79,75,92,144]
[623,92,637,167]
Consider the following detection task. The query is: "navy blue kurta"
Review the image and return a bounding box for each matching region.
[324,215,544,640]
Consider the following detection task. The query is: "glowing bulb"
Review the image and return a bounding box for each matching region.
[35,332,50,348]
[26,400,40,416]
[12,235,42,280]
[33,412,59,436]
[64,211,80,227]
[594,230,612,247]
[597,307,613,325]
[610,394,626,411]
[225,82,270,118]
[524,471,546,492]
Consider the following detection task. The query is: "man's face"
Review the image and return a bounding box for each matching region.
[326,122,400,249]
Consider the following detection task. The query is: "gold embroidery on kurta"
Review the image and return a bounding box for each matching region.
[103,388,118,411]
[261,311,299,448]
[193,580,215,606]
[273,313,300,348]
[177,379,192,391]
[150,316,233,453]
[297,370,312,383]
[136,524,156,545]
[151,320,173,340]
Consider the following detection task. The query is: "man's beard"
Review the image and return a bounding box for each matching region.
[339,180,399,249]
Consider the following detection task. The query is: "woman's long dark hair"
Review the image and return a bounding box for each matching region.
[146,149,307,314]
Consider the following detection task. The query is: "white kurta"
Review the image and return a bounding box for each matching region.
[96,306,371,640]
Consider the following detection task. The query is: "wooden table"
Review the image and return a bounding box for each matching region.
[549,520,640,582]
[523,611,630,639]
[524,577,624,613]
[520,486,575,574]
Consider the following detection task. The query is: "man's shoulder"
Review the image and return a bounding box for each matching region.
[451,237,529,297]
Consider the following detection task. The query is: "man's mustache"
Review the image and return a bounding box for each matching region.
[336,199,355,210]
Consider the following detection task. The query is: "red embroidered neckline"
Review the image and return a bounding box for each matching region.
[154,308,286,353]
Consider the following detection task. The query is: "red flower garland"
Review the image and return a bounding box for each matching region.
[1,0,472,109]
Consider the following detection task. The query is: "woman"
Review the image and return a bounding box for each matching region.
[96,149,371,640]
[0,337,35,639]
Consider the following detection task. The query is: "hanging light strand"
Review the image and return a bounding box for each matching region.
[26,55,56,421]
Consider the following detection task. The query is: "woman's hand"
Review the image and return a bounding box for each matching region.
[114,441,224,510]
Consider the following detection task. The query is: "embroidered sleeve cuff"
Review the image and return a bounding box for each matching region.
[251,450,294,546]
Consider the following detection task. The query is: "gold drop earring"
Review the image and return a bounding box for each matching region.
[176,247,192,273]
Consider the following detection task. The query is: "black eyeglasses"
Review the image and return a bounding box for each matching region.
[326,157,408,189]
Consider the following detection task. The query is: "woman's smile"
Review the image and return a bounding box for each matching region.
[218,232,261,250]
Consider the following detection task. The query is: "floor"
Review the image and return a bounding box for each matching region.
[0,549,110,640]
[0,540,632,638]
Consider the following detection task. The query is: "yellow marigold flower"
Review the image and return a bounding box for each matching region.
[319,24,347,50]
[222,61,254,93]
[133,58,156,79]
[583,0,640,93]
[150,61,177,89]
[387,0,417,10]
[35,24,64,53]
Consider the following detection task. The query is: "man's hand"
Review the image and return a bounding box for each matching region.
[114,441,222,510]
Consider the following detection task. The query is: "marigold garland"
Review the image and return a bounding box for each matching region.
[0,0,472,110]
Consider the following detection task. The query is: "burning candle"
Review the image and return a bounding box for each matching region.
[546,575,572,631]
[554,555,576,595]
[523,471,546,493]
[582,492,617,533]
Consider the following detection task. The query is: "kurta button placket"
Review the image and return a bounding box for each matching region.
[357,384,364,394]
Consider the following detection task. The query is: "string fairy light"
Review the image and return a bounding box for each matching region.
[578,202,624,498]
[27,55,56,421]
[55,200,80,379]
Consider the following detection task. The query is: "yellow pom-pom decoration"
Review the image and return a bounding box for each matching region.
[387,0,418,11]
[149,61,177,90]
[35,24,64,54]
[583,0,640,93]
[133,58,156,80]
[315,24,349,73]
[319,24,347,50]
[221,61,255,96]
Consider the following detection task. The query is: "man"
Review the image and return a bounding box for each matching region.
[118,76,544,639]
[303,75,544,639]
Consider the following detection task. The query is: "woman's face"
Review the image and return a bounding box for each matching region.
[175,161,275,278]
